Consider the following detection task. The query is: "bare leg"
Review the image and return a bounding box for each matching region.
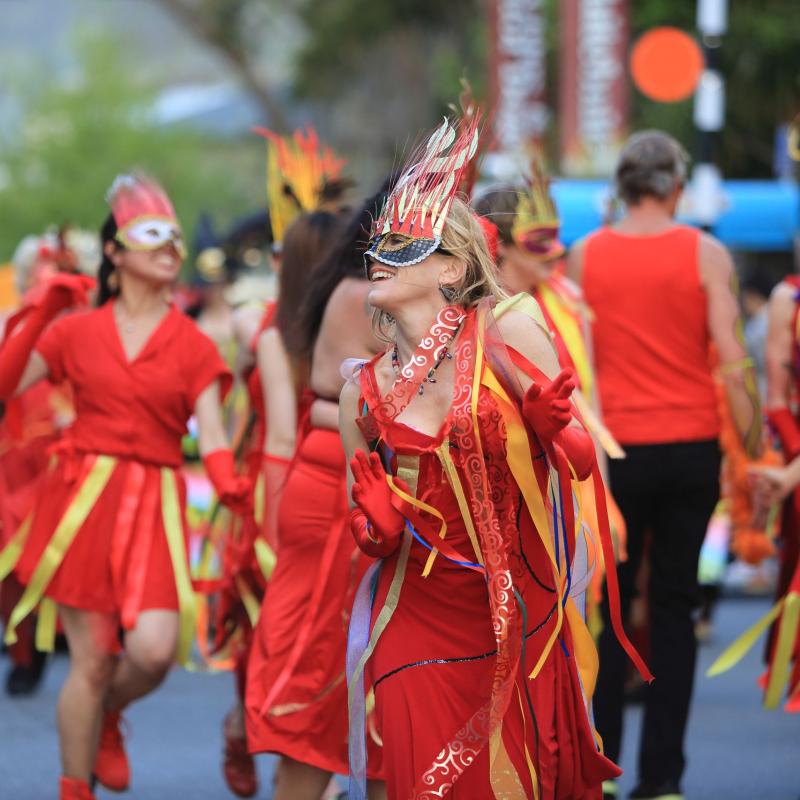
[367,780,387,800]
[105,609,179,711]
[225,701,246,737]
[272,756,332,800]
[58,606,118,780]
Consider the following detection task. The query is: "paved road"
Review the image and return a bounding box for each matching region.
[2,596,798,799]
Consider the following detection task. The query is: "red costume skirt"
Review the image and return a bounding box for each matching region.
[246,427,382,778]
[12,450,191,635]
[367,500,618,799]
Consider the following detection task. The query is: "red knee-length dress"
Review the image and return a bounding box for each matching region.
[7,301,230,656]
[246,423,383,778]
[349,298,625,800]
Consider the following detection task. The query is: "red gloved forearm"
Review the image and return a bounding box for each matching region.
[0,273,95,401]
[349,508,402,558]
[0,305,50,400]
[522,369,576,445]
[766,407,800,460]
[553,424,595,481]
[203,449,251,515]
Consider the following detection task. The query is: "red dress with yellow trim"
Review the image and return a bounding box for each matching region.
[6,301,230,658]
[245,419,383,778]
[346,298,646,800]
[0,380,72,664]
[709,277,800,710]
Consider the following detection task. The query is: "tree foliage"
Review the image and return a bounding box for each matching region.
[0,30,264,261]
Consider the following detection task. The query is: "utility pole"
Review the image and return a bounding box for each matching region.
[692,0,728,230]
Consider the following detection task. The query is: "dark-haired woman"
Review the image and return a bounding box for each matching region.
[246,199,385,800]
[0,175,249,800]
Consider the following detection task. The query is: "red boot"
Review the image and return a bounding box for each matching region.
[94,710,130,791]
[222,710,258,798]
[60,777,95,799]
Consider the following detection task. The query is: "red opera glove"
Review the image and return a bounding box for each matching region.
[522,369,576,443]
[0,273,94,400]
[350,508,402,558]
[349,449,408,556]
[766,407,800,460]
[203,449,251,515]
[37,272,95,317]
[554,424,595,481]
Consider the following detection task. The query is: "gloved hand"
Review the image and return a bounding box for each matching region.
[203,449,252,516]
[766,407,800,461]
[349,449,408,557]
[522,369,576,444]
[37,273,95,317]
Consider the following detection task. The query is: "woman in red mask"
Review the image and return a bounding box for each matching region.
[340,117,648,800]
[0,174,248,800]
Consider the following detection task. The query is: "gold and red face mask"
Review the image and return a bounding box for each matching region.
[365,115,481,269]
[107,174,186,259]
[511,158,565,261]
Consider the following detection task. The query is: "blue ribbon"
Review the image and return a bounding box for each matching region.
[346,560,381,800]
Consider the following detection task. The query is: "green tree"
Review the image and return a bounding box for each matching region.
[628,0,800,177]
[0,30,264,261]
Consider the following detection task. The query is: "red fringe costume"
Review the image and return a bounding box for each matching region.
[347,297,648,800]
[2,302,230,658]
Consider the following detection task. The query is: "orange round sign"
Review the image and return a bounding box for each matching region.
[630,27,704,103]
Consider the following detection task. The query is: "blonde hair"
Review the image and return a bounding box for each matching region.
[373,197,507,340]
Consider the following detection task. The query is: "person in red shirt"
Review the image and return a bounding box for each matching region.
[0,174,249,800]
[568,131,762,800]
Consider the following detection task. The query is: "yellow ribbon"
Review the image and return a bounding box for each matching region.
[253,471,265,527]
[538,282,594,403]
[436,441,485,568]
[765,592,800,709]
[160,468,198,666]
[35,597,58,652]
[234,574,261,627]
[254,538,277,581]
[5,455,117,646]
[0,514,32,581]
[489,719,527,798]
[385,475,448,578]
[565,597,599,704]
[707,599,784,678]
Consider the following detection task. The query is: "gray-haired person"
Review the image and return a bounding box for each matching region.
[568,131,762,800]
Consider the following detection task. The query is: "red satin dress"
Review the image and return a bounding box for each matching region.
[246,419,383,778]
[11,302,230,637]
[357,353,618,800]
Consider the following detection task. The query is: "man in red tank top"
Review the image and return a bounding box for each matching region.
[568,131,762,800]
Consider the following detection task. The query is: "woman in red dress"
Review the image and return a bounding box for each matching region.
[340,118,648,800]
[0,175,249,800]
[724,275,800,710]
[246,192,386,799]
